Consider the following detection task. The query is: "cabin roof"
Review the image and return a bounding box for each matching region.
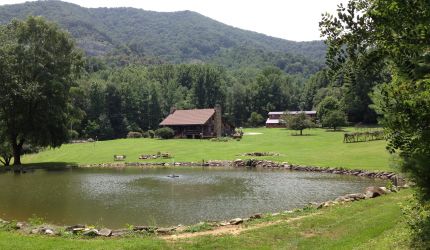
[266,118,280,124]
[160,109,215,126]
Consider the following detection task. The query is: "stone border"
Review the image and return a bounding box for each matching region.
[0,184,408,238]
[0,160,407,238]
[81,159,404,183]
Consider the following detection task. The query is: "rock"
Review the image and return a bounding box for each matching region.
[82,229,99,237]
[111,229,129,237]
[0,219,8,224]
[156,227,176,235]
[15,222,27,229]
[65,224,86,231]
[229,218,243,225]
[97,228,112,237]
[379,187,391,193]
[365,186,387,198]
[30,228,40,234]
[219,221,229,226]
[249,213,262,219]
[44,228,55,235]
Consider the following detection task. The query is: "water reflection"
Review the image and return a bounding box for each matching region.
[0,167,385,227]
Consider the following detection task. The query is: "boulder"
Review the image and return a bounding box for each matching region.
[97,228,112,237]
[82,229,99,237]
[65,224,86,231]
[111,229,129,237]
[229,218,243,225]
[365,186,387,198]
[15,221,27,229]
[44,228,55,235]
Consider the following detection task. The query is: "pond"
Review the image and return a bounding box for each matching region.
[0,167,386,228]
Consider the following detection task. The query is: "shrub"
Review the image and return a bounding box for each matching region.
[127,131,143,138]
[148,130,155,138]
[247,112,264,127]
[155,127,175,139]
[142,131,149,138]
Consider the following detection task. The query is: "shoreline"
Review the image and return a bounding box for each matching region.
[0,183,408,238]
[0,160,408,238]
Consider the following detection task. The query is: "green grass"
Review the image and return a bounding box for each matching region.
[23,127,392,171]
[0,190,412,250]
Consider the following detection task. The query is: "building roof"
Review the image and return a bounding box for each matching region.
[266,118,281,124]
[268,111,317,115]
[160,109,215,126]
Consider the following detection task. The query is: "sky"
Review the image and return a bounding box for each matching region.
[0,0,346,41]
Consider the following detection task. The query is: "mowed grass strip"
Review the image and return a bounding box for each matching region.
[0,190,412,250]
[174,189,412,250]
[23,128,391,171]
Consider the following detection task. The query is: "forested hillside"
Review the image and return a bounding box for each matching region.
[0,1,325,76]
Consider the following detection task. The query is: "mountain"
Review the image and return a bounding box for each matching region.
[0,1,326,74]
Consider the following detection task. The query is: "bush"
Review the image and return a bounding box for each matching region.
[148,130,155,138]
[247,112,264,127]
[142,131,149,138]
[127,131,143,138]
[155,127,175,139]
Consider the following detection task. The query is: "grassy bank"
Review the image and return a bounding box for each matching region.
[0,189,412,250]
[23,127,391,171]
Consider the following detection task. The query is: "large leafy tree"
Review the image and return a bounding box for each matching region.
[321,0,429,196]
[0,16,83,165]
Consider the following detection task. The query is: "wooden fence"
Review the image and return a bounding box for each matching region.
[343,130,385,143]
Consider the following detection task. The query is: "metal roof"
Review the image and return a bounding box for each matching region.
[265,118,281,124]
[268,111,317,115]
[160,109,215,126]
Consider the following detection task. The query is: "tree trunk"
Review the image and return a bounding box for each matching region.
[12,140,24,166]
[300,129,303,135]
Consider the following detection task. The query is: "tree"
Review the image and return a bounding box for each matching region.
[0,16,82,165]
[283,112,314,136]
[321,110,347,131]
[316,96,340,121]
[321,0,429,245]
[247,112,264,127]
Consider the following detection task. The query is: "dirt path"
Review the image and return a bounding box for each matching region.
[163,213,321,240]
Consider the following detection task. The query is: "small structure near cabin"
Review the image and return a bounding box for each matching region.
[266,111,317,128]
[159,105,235,139]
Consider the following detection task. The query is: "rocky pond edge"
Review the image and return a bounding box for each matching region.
[0,159,409,238]
[0,184,409,238]
[82,158,404,183]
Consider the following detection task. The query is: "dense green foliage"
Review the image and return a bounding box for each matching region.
[283,113,315,135]
[321,110,347,131]
[0,1,325,76]
[67,64,303,139]
[155,127,175,139]
[0,16,82,165]
[247,112,265,127]
[321,0,429,246]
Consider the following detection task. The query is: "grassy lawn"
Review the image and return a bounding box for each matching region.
[23,127,392,171]
[0,189,412,250]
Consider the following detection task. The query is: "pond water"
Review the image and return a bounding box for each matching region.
[0,167,386,228]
